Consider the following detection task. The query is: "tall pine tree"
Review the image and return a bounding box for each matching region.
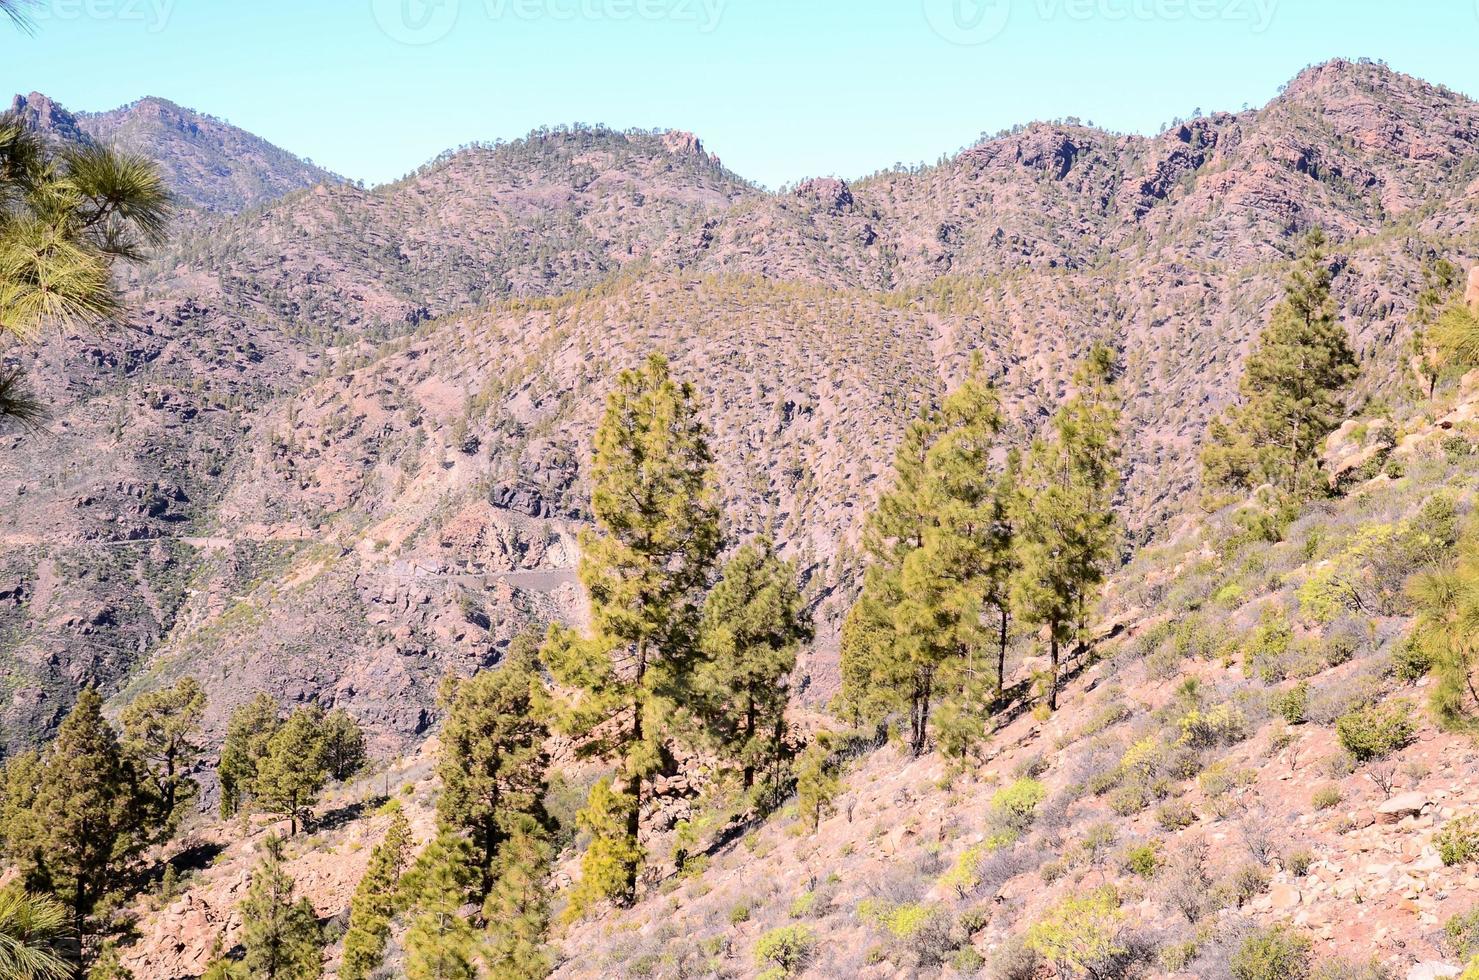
[836,413,939,751]
[544,353,721,908]
[120,676,206,837]
[481,814,553,980]
[837,356,1010,756]
[338,810,412,980]
[1,689,152,960]
[252,708,329,836]
[1012,345,1122,712]
[693,540,812,790]
[436,636,550,899]
[1202,230,1358,495]
[218,694,282,819]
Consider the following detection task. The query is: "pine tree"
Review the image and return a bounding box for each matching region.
[837,357,1010,756]
[836,413,939,750]
[543,353,721,907]
[6,690,152,954]
[693,540,812,790]
[481,814,553,980]
[794,736,840,834]
[1406,516,1479,731]
[238,836,322,980]
[253,708,329,836]
[0,111,171,423]
[1202,230,1358,495]
[436,635,549,898]
[403,833,478,980]
[120,677,206,836]
[905,357,1006,757]
[339,810,412,980]
[560,778,641,920]
[1012,345,1122,712]
[316,709,367,783]
[218,694,283,818]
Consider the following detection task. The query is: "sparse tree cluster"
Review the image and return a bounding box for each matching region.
[217,700,367,834]
[0,680,208,973]
[839,346,1122,752]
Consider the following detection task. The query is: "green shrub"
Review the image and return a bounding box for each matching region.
[1444,908,1479,959]
[1226,863,1270,907]
[1285,849,1314,876]
[1123,842,1161,878]
[1024,887,1125,976]
[883,903,934,940]
[1156,800,1196,831]
[754,925,814,976]
[951,947,986,973]
[1438,817,1479,867]
[788,891,819,919]
[1244,608,1294,683]
[1231,924,1313,980]
[1179,705,1249,748]
[990,778,1046,834]
[938,835,1012,898]
[1393,637,1433,682]
[1271,682,1310,725]
[1311,785,1343,810]
[1335,702,1415,761]
[729,901,751,925]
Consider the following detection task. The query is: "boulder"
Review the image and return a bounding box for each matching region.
[1377,792,1428,825]
[1407,964,1461,980]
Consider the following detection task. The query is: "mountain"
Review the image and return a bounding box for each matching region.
[4,58,1479,751]
[9,56,1479,978]
[9,92,342,213]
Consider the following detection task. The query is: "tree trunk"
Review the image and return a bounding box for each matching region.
[742,695,756,790]
[1047,631,1060,712]
[996,607,1009,700]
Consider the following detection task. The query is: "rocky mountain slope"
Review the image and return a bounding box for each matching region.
[115,368,1479,979]
[5,58,1479,764]
[11,91,342,214]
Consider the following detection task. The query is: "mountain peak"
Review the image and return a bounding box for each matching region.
[8,91,89,143]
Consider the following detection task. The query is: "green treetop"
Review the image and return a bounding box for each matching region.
[237,836,322,980]
[218,694,283,819]
[120,676,207,836]
[402,832,478,980]
[1,689,152,957]
[253,708,331,836]
[339,810,412,980]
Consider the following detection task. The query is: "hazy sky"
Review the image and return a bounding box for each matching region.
[6,0,1479,188]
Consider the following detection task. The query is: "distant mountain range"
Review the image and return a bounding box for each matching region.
[3,58,1477,754]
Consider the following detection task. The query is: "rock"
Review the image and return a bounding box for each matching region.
[1466,265,1479,312]
[1407,963,1461,980]
[1377,791,1428,825]
[1269,883,1301,909]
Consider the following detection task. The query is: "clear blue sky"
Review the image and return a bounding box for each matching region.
[5,0,1479,189]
